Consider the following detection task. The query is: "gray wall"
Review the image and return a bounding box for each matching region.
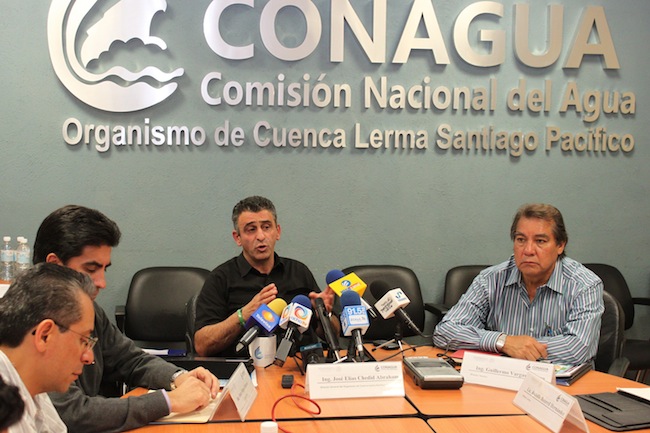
[1,1,648,338]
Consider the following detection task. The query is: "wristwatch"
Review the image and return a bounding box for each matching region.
[495,333,507,352]
[170,369,188,390]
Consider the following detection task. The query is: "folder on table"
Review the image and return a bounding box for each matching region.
[577,388,650,431]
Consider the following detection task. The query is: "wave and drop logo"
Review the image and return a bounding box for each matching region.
[47,0,184,112]
[254,346,264,360]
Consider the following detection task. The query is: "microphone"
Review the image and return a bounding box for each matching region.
[326,270,367,296]
[325,269,345,290]
[340,290,370,359]
[314,297,341,361]
[274,295,313,367]
[299,342,327,366]
[370,281,425,337]
[325,269,345,286]
[235,298,287,353]
[326,269,378,319]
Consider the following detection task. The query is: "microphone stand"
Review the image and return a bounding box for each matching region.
[344,338,364,362]
[372,323,417,356]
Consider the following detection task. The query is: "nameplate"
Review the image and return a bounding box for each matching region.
[305,361,404,399]
[218,362,257,421]
[513,372,589,433]
[460,352,555,391]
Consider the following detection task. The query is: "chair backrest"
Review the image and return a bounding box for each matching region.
[185,293,200,355]
[595,291,626,373]
[124,266,210,350]
[443,265,490,306]
[584,263,634,330]
[342,265,424,341]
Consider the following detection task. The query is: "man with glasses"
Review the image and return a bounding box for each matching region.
[33,205,219,433]
[0,263,96,433]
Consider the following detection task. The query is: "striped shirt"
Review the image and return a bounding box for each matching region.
[0,350,67,433]
[433,256,604,365]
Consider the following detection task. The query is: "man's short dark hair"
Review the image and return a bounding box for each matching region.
[0,263,95,347]
[231,196,277,233]
[510,203,568,258]
[32,205,121,265]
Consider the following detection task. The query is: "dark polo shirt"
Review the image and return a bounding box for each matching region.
[195,253,320,357]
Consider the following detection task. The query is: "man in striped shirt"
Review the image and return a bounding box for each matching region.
[434,203,604,365]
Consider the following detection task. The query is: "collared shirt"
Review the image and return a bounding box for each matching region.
[433,256,604,365]
[48,304,173,433]
[0,350,67,433]
[195,253,320,357]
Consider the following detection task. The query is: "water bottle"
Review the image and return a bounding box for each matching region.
[14,237,31,277]
[1,236,14,282]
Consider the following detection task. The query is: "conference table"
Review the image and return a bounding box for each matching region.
[429,413,650,433]
[130,418,432,433]
[395,345,649,417]
[194,356,418,421]
[126,343,650,432]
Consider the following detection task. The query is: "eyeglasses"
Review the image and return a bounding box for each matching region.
[53,321,98,352]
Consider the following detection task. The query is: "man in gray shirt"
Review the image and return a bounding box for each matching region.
[34,205,219,433]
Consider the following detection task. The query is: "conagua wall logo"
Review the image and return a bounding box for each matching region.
[48,0,184,113]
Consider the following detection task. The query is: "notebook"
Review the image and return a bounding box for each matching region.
[154,392,224,423]
[554,363,592,386]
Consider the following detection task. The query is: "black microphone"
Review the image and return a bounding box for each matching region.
[370,280,425,338]
[274,295,313,367]
[314,297,341,361]
[299,342,327,367]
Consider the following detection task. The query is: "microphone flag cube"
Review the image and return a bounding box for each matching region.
[329,272,367,297]
[375,288,410,319]
[341,305,370,337]
[246,304,280,334]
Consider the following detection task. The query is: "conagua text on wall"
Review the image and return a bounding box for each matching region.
[53,1,636,156]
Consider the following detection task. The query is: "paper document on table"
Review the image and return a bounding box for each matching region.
[142,348,187,357]
[617,387,650,403]
[151,391,223,423]
[159,394,223,423]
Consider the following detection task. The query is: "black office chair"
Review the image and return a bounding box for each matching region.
[116,266,210,351]
[585,263,650,382]
[342,265,425,341]
[425,265,489,325]
[596,291,629,376]
[185,293,200,355]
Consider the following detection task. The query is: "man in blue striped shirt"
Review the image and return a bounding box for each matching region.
[434,203,604,365]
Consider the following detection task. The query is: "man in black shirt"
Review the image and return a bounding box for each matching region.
[194,196,335,357]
